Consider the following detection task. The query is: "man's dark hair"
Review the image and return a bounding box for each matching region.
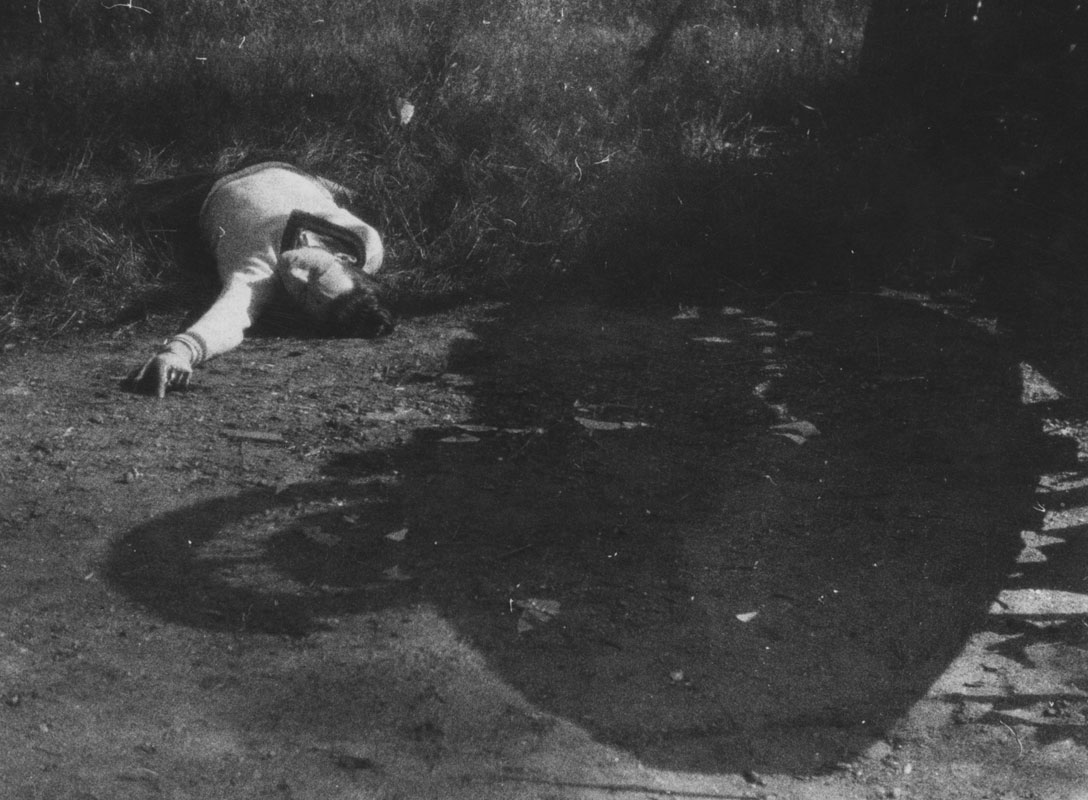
[324,273,395,339]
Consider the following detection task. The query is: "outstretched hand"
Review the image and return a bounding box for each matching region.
[128,348,193,398]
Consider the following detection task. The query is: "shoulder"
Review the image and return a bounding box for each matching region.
[200,162,327,215]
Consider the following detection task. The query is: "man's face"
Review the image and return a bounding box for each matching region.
[280,247,356,321]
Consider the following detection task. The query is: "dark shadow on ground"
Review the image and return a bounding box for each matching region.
[107,295,1051,775]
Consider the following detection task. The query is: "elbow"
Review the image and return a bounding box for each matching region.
[360,223,384,275]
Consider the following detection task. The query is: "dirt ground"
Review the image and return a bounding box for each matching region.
[2,292,1088,800]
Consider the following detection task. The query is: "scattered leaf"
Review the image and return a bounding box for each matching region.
[771,420,820,438]
[746,316,778,328]
[1019,362,1065,404]
[576,417,622,431]
[774,432,808,445]
[118,768,161,785]
[743,769,767,787]
[439,434,480,443]
[514,598,560,633]
[300,526,340,547]
[879,373,927,385]
[382,565,411,581]
[439,373,476,388]
[385,527,408,542]
[736,611,759,623]
[334,751,380,770]
[672,307,700,320]
[515,598,561,621]
[575,417,650,431]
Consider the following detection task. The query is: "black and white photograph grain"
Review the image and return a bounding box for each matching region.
[2,2,1088,798]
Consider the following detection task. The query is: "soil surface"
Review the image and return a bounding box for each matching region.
[2,294,1088,800]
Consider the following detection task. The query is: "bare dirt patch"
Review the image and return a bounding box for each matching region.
[2,294,1087,799]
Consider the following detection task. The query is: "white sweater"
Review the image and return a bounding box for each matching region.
[182,162,383,363]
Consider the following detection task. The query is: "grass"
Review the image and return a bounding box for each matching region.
[0,0,874,338]
[2,0,1083,341]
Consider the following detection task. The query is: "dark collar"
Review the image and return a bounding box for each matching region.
[280,209,368,263]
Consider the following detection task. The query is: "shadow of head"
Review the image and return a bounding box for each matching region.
[106,480,414,637]
[105,297,1044,776]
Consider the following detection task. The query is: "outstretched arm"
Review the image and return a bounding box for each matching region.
[128,272,277,397]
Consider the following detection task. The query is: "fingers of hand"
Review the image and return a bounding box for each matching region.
[132,353,191,397]
[163,365,191,395]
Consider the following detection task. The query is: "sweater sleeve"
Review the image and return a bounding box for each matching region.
[183,268,278,362]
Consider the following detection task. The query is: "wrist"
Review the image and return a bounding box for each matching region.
[157,333,207,367]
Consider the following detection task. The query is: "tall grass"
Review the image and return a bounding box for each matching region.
[1,0,876,339]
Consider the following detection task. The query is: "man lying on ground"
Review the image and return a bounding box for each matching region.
[129,161,395,398]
